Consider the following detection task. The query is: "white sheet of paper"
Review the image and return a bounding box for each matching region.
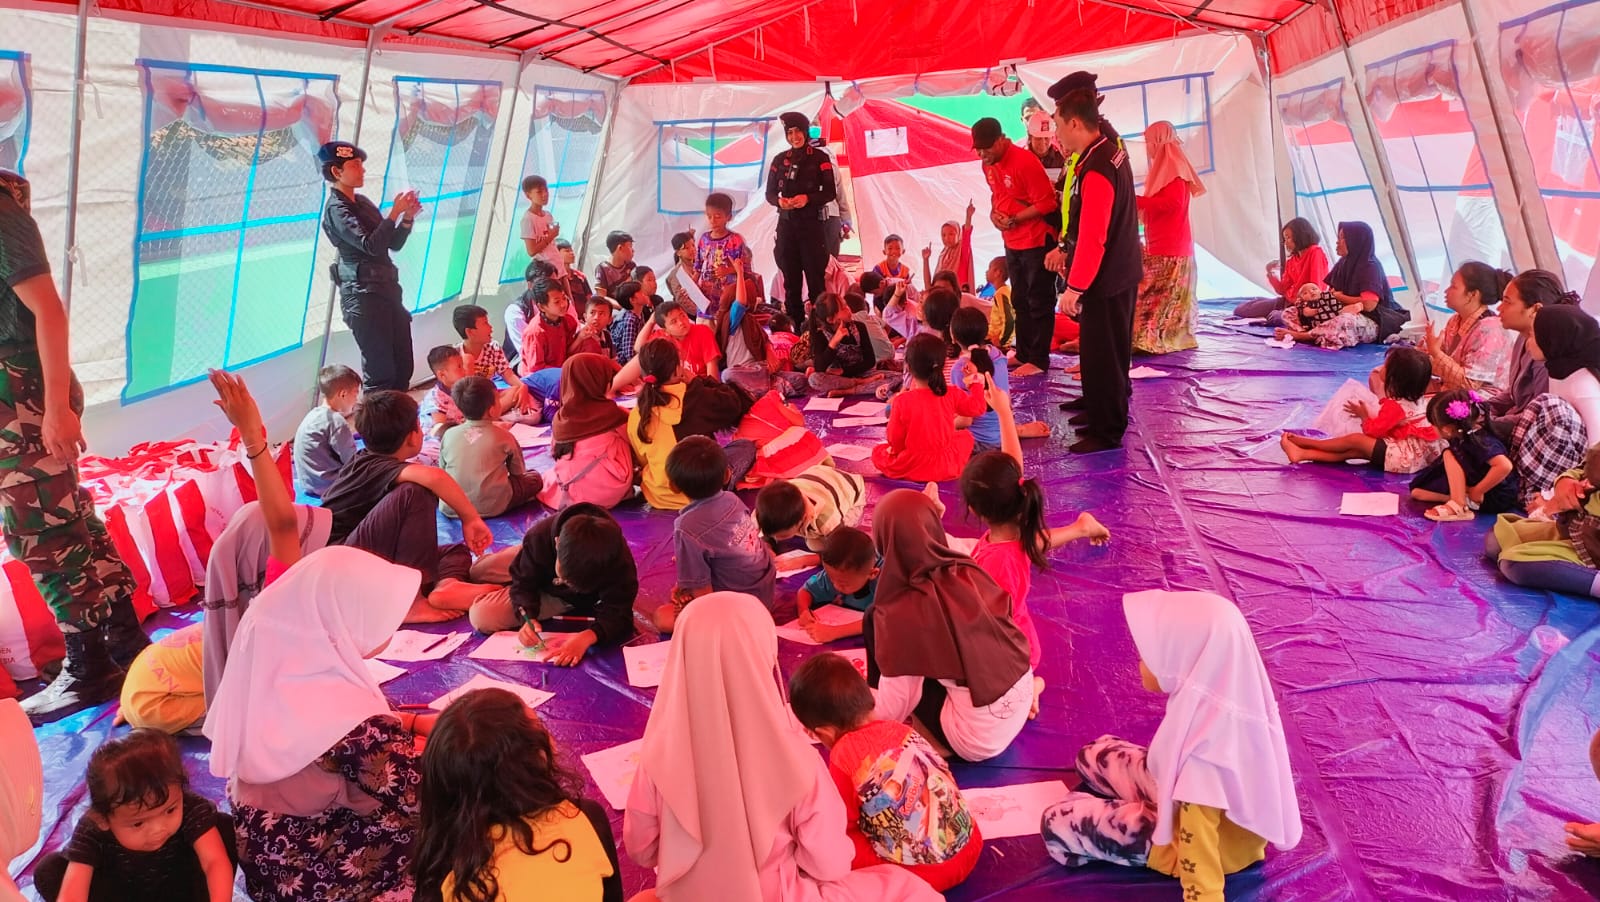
[509,423,550,447]
[962,780,1072,839]
[775,549,819,580]
[776,605,866,645]
[670,262,715,315]
[835,415,890,428]
[624,641,672,688]
[365,659,407,685]
[614,393,638,408]
[1223,316,1265,325]
[376,630,469,662]
[805,396,845,412]
[947,535,978,556]
[1265,335,1297,349]
[428,674,555,712]
[825,443,874,462]
[864,126,909,158]
[1340,492,1399,517]
[1309,378,1380,438]
[468,631,550,663]
[582,739,644,810]
[1128,366,1168,379]
[839,400,887,417]
[840,648,869,679]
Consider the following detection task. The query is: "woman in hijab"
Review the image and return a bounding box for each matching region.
[1131,122,1204,354]
[538,353,634,510]
[1041,590,1302,900]
[0,699,42,902]
[868,488,1034,763]
[1276,221,1408,349]
[205,546,434,902]
[1506,303,1600,504]
[623,592,941,902]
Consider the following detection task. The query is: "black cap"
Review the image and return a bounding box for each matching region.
[1047,71,1098,101]
[971,117,1004,150]
[780,111,810,133]
[316,141,366,168]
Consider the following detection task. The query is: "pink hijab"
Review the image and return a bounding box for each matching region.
[635,592,818,902]
[1143,121,1205,199]
[1124,590,1301,849]
[0,699,41,902]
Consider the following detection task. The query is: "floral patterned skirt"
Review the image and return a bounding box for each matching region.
[1132,253,1198,355]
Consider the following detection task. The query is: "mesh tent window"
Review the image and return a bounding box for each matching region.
[1501,0,1600,294]
[1279,78,1409,297]
[656,119,770,215]
[125,61,338,402]
[0,52,30,174]
[381,78,502,313]
[1098,73,1215,189]
[1365,42,1512,302]
[499,86,608,284]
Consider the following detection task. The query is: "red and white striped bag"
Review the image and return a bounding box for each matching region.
[0,557,66,683]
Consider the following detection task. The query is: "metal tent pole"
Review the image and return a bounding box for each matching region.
[60,0,92,314]
[573,76,626,274]
[468,50,528,303]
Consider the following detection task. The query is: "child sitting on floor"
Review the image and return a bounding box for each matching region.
[439,376,543,519]
[768,313,800,369]
[424,344,470,439]
[594,231,636,299]
[976,256,1015,351]
[795,527,880,643]
[540,354,635,511]
[320,390,495,622]
[922,201,975,292]
[656,436,776,632]
[292,364,360,497]
[949,307,1050,446]
[1041,590,1302,900]
[627,338,691,511]
[453,304,537,419]
[790,652,983,892]
[1280,346,1441,472]
[467,502,638,666]
[415,688,624,902]
[806,293,899,398]
[569,298,615,360]
[960,384,1110,717]
[754,463,867,558]
[116,624,204,735]
[845,289,897,362]
[872,233,916,286]
[32,730,236,902]
[872,333,988,483]
[520,277,579,403]
[643,300,721,379]
[1410,389,1518,521]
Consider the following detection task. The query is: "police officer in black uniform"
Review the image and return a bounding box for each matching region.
[319,141,421,392]
[766,111,837,327]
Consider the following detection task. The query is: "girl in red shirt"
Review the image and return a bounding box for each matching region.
[1235,218,1329,320]
[871,334,988,482]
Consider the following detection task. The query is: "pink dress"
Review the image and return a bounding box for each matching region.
[624,758,943,902]
[537,425,635,510]
[972,534,1041,670]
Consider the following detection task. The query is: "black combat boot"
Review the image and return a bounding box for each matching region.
[102,596,151,668]
[20,628,125,722]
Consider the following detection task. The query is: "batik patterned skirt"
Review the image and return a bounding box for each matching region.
[1132,253,1198,355]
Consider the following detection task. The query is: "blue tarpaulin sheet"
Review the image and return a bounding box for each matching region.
[15,302,1600,900]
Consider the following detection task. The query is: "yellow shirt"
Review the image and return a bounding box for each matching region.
[627,382,689,511]
[441,801,616,902]
[120,623,205,733]
[987,285,1014,350]
[1145,802,1267,902]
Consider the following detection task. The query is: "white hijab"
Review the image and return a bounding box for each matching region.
[0,699,41,902]
[205,546,419,785]
[636,592,818,902]
[1123,589,1302,849]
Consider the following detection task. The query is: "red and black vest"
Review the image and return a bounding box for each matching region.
[1064,134,1142,297]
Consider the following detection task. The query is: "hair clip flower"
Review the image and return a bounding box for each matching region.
[1446,399,1472,420]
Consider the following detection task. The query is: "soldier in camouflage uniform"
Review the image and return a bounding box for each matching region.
[0,170,148,720]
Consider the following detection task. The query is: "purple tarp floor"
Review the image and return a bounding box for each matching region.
[14,301,1600,901]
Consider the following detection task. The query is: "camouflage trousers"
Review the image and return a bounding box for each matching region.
[0,343,136,632]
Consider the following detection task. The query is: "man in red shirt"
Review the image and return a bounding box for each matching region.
[972,118,1059,377]
[1047,82,1142,453]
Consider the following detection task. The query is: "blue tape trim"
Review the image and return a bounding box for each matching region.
[221,74,268,368]
[1100,71,1216,92]
[1537,186,1600,199]
[394,75,502,87]
[655,118,771,215]
[412,81,459,313]
[1363,39,1456,73]
[1293,185,1381,197]
[136,58,339,82]
[1501,0,1597,31]
[654,117,773,126]
[499,85,610,283]
[139,211,323,242]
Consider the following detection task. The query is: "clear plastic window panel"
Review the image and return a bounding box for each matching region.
[1279,79,1408,296]
[0,52,30,173]
[500,87,607,283]
[383,78,502,313]
[1501,0,1600,295]
[125,62,338,402]
[656,119,770,216]
[1098,74,1214,188]
[1365,42,1511,301]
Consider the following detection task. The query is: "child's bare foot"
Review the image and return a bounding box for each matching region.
[1279,434,1305,464]
[652,603,679,634]
[923,481,946,516]
[1030,676,1045,719]
[404,593,461,624]
[1075,512,1110,545]
[1012,363,1044,378]
[1064,363,1082,374]
[1018,420,1051,439]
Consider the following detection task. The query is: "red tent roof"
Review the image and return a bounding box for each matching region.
[43,0,1450,79]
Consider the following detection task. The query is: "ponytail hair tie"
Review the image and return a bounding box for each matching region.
[643,374,657,385]
[1018,476,1027,488]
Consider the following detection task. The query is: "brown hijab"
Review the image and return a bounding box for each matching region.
[550,353,627,443]
[870,488,1031,706]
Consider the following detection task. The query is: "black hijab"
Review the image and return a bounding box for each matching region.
[1325,221,1395,309]
[1533,305,1600,381]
